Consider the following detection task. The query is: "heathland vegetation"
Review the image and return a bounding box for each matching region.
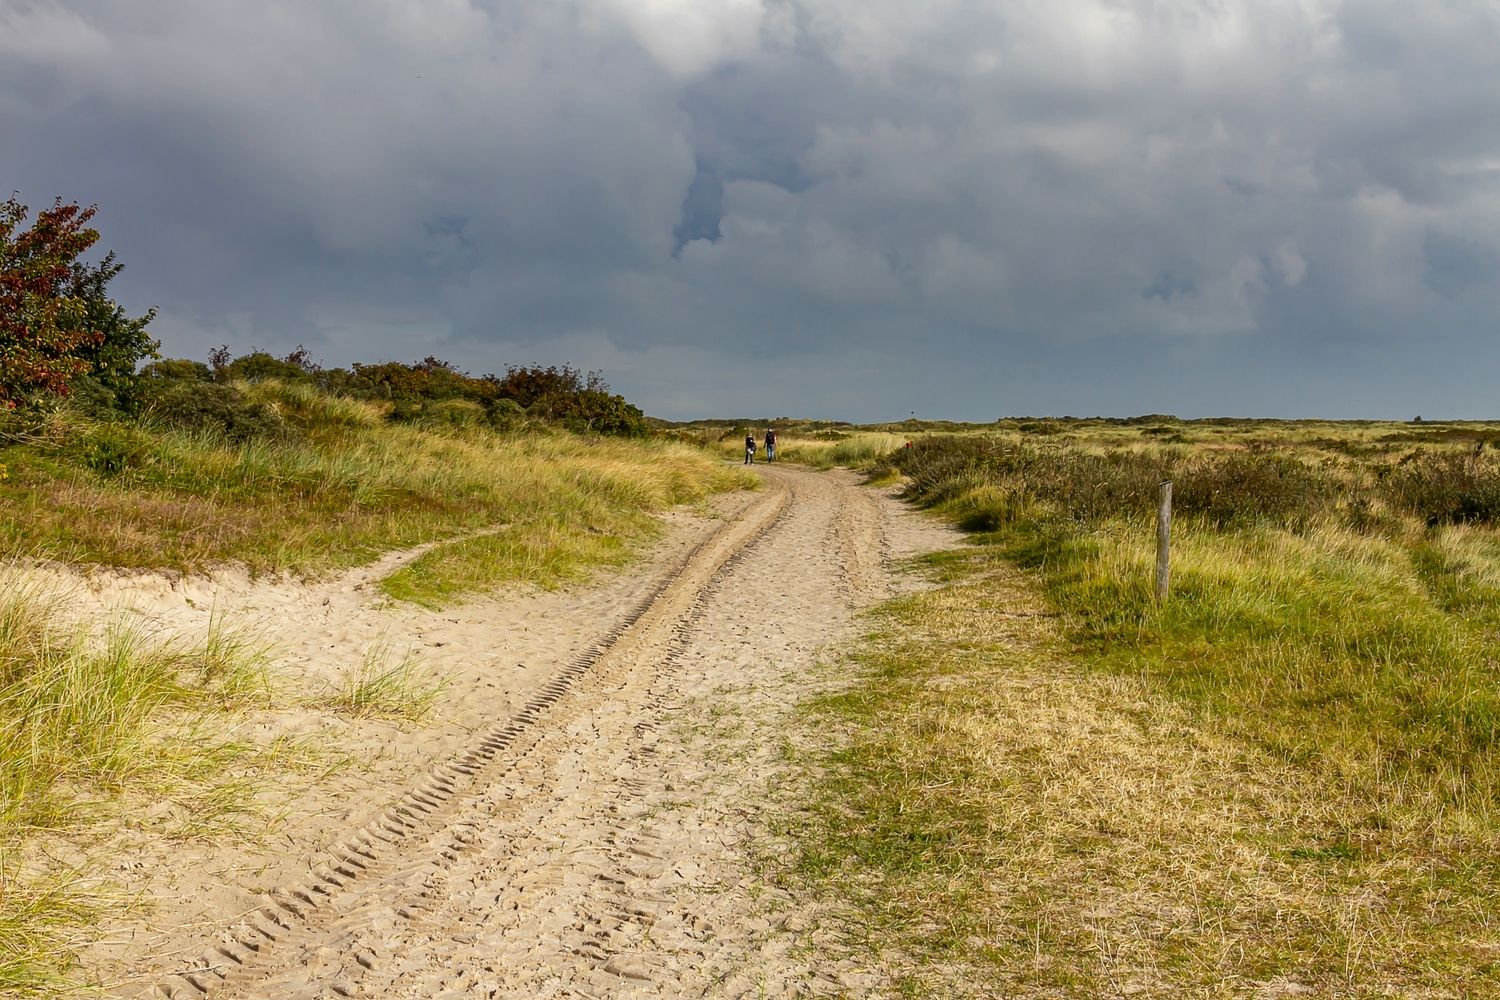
[11,354,718,588]
[789,417,1500,995]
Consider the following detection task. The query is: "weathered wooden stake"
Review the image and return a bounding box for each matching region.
[1155,480,1172,603]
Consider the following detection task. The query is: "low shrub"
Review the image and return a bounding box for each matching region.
[882,436,1337,529]
[1383,451,1500,525]
[64,375,127,422]
[488,398,526,431]
[69,423,152,475]
[1174,452,1333,528]
[345,356,490,406]
[144,381,288,442]
[214,348,318,385]
[883,438,1165,523]
[426,398,486,428]
[501,366,647,436]
[139,359,213,384]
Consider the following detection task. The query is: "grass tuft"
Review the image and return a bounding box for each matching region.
[0,862,89,998]
[323,641,441,720]
[0,570,273,993]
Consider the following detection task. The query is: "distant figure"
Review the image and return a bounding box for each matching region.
[744,433,757,465]
[764,428,777,462]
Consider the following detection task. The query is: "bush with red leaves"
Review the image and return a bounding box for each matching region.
[0,196,107,408]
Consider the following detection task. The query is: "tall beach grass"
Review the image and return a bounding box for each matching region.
[0,571,271,993]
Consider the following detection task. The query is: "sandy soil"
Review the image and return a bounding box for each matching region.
[63,465,954,999]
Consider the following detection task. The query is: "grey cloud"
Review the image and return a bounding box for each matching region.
[1424,231,1499,298]
[672,58,824,248]
[3,0,1500,419]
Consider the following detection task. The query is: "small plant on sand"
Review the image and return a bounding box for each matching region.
[192,607,271,703]
[324,641,442,720]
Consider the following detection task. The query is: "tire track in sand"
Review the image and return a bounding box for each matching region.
[128,466,952,999]
[131,479,790,999]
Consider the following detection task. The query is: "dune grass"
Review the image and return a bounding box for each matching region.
[795,427,1500,995]
[0,873,89,998]
[0,573,276,994]
[0,584,270,832]
[321,640,441,721]
[379,437,746,604]
[0,381,748,597]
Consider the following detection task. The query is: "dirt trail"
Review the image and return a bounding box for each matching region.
[93,466,953,999]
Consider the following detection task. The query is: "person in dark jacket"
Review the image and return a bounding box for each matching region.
[744,433,757,464]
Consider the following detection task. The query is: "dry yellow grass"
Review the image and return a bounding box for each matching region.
[802,553,1500,996]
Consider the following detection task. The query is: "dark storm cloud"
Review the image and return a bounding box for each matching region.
[3,0,1499,419]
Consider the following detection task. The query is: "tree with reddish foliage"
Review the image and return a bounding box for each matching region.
[0,196,110,408]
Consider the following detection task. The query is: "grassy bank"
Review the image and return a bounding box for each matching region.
[797,426,1500,995]
[0,379,747,602]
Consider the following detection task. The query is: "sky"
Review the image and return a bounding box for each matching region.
[3,0,1499,421]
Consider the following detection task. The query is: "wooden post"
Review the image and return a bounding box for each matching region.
[1155,480,1172,603]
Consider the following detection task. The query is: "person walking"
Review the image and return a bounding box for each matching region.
[744,432,757,465]
[764,427,777,462]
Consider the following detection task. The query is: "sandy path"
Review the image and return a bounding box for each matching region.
[106,466,953,999]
